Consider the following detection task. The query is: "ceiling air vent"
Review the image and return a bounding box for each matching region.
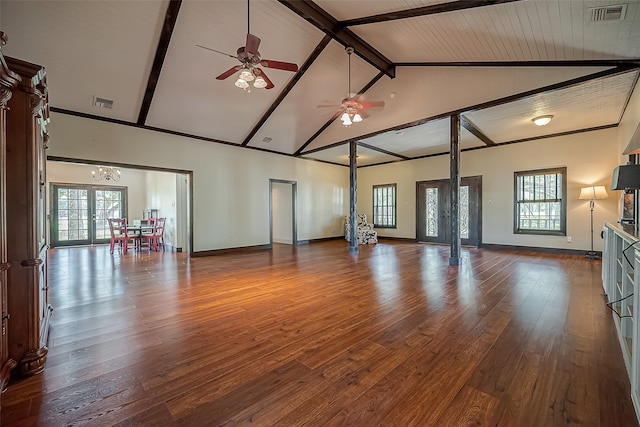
[589,4,627,22]
[93,96,113,109]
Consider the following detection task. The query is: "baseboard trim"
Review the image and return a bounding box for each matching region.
[482,243,599,256]
[296,236,344,245]
[378,236,419,242]
[192,244,272,257]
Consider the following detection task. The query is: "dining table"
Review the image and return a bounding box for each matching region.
[127,223,154,251]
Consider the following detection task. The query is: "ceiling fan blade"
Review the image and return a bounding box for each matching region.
[245,33,261,56]
[254,68,274,89]
[330,109,344,121]
[260,59,299,73]
[215,66,240,80]
[360,101,385,109]
[317,103,339,108]
[358,110,370,119]
[196,44,237,59]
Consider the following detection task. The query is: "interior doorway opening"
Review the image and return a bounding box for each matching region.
[46,159,193,254]
[269,179,297,246]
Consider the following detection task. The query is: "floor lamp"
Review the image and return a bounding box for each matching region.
[579,185,609,259]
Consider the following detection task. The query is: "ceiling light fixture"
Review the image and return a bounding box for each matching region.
[92,166,121,182]
[197,0,298,92]
[341,47,357,127]
[328,47,384,127]
[532,115,553,126]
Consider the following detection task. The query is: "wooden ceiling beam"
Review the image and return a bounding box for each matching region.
[340,0,522,27]
[277,0,395,78]
[295,71,385,156]
[357,141,410,160]
[137,0,182,126]
[241,35,332,147]
[460,116,496,146]
[396,60,640,67]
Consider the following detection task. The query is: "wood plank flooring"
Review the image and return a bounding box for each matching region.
[1,240,637,426]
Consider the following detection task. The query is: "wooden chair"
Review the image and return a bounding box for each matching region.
[143,217,166,252]
[108,218,137,254]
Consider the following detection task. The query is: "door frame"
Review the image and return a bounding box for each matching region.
[47,156,194,254]
[416,175,483,247]
[269,179,297,247]
[50,183,128,248]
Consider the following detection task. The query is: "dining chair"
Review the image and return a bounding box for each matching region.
[145,217,166,252]
[139,217,156,251]
[108,218,136,254]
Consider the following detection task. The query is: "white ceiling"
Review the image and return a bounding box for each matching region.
[1,0,639,167]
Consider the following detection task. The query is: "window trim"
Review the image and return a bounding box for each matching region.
[513,167,567,236]
[373,183,397,229]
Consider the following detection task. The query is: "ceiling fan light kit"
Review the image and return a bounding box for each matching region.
[337,47,384,127]
[196,0,298,92]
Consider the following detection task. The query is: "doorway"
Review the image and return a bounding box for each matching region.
[416,176,482,246]
[50,184,127,247]
[269,179,297,246]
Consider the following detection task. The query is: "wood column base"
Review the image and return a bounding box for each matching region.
[18,346,48,376]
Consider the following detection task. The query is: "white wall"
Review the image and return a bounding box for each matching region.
[144,170,178,250]
[47,113,349,252]
[47,161,148,221]
[358,127,620,252]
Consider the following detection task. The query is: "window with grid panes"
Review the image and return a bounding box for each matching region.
[514,167,566,235]
[373,184,397,228]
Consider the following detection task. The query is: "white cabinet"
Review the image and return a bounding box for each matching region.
[603,222,640,422]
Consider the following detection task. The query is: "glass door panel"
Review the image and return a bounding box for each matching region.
[417,176,481,246]
[51,184,126,247]
[95,189,124,240]
[425,187,439,238]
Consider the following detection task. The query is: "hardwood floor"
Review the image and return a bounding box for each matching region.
[1,241,637,426]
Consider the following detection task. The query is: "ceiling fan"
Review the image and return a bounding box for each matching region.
[320,47,385,126]
[196,0,298,91]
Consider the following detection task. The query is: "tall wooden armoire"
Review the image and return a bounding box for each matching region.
[0,32,20,398]
[3,51,52,378]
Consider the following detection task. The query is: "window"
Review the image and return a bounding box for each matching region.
[514,167,566,235]
[373,184,397,228]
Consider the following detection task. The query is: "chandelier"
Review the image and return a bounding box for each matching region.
[92,166,121,182]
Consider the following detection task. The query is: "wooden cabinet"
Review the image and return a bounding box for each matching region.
[603,222,640,423]
[0,32,21,396]
[4,54,52,377]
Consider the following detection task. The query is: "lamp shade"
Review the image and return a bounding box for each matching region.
[579,185,609,200]
[611,164,640,190]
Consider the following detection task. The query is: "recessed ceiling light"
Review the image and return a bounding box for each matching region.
[532,115,553,126]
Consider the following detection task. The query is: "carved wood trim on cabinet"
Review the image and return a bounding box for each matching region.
[4,54,51,378]
[0,31,21,411]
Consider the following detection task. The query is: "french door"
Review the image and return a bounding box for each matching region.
[51,184,127,247]
[416,176,482,246]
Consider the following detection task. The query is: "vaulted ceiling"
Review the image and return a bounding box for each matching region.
[2,0,639,167]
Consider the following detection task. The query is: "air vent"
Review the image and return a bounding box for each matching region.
[93,96,113,109]
[589,4,627,21]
